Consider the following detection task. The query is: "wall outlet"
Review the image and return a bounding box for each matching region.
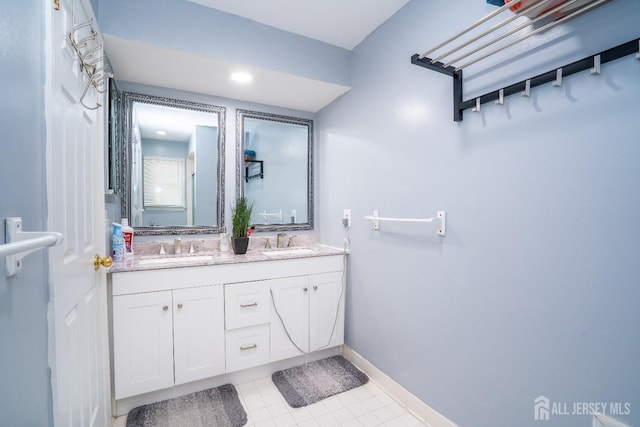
[343,209,351,228]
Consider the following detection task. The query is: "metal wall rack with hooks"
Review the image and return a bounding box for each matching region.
[67,0,111,110]
[411,0,637,122]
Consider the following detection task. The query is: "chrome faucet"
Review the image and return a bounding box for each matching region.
[174,237,182,254]
[277,233,288,248]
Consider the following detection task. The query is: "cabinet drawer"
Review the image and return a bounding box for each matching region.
[225,324,270,373]
[224,282,270,330]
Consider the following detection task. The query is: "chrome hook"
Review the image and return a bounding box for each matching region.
[68,32,98,55]
[590,54,601,75]
[472,97,481,112]
[495,88,504,105]
[79,75,102,110]
[552,68,563,87]
[84,54,106,68]
[70,18,93,36]
[79,43,103,62]
[522,79,531,97]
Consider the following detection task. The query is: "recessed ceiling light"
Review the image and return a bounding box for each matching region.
[231,72,253,83]
[156,130,167,136]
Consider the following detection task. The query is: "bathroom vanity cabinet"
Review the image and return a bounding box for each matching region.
[112,286,225,399]
[270,272,345,361]
[109,252,344,400]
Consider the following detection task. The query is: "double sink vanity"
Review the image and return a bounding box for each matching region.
[107,88,334,414]
[107,237,346,413]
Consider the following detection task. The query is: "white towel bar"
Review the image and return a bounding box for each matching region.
[1,217,64,276]
[258,210,283,223]
[364,210,446,236]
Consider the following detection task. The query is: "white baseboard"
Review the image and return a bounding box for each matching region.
[341,345,457,427]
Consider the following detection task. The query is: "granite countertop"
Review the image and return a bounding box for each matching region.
[108,244,345,273]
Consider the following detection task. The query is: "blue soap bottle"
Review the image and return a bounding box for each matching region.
[111,223,125,262]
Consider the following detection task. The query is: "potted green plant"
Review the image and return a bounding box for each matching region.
[231,196,253,254]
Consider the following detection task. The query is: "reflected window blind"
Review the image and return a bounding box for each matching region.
[143,156,185,208]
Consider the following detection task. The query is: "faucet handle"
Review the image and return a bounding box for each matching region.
[277,233,288,248]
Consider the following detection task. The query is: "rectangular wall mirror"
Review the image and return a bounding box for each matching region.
[118,91,226,235]
[236,110,313,232]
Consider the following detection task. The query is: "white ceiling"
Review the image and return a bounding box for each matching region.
[105,1,410,112]
[105,35,351,113]
[135,102,218,142]
[185,0,410,50]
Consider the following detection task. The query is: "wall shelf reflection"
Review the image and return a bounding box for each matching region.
[245,160,264,182]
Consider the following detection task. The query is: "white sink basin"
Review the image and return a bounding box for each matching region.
[261,248,317,257]
[138,255,215,265]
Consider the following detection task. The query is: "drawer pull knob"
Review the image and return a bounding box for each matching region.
[240,302,258,308]
[162,306,168,311]
[313,285,318,291]
[177,303,183,309]
[303,287,308,292]
[240,344,257,351]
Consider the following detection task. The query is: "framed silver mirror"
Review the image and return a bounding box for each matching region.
[120,92,226,235]
[236,109,313,232]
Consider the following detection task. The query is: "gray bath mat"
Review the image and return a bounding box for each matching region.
[126,384,247,427]
[272,355,369,408]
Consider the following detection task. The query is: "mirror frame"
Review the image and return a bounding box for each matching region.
[119,91,226,235]
[236,109,314,232]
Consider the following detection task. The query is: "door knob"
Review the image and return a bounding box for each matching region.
[93,254,113,271]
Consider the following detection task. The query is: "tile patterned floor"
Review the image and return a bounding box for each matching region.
[113,376,426,426]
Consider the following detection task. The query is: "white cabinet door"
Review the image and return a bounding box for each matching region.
[113,291,174,399]
[309,272,345,352]
[270,276,310,361]
[173,286,225,385]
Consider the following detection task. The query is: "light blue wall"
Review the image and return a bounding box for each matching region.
[98,0,351,87]
[0,3,52,427]
[194,125,218,225]
[317,1,640,426]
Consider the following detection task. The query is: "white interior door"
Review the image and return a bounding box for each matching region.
[45,0,111,425]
